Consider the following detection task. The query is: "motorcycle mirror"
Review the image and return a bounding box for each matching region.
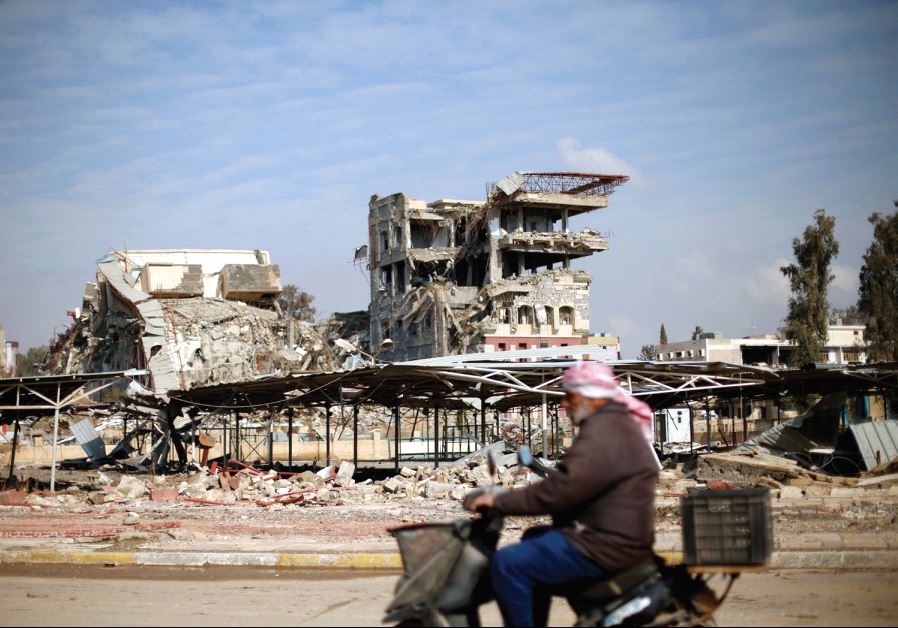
[517,446,533,468]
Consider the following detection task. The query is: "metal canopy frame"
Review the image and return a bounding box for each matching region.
[171,351,774,467]
[0,370,145,490]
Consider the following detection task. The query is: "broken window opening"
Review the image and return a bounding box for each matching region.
[380,266,393,293]
[395,262,406,295]
[500,307,511,325]
[518,305,533,325]
[559,306,574,326]
[394,226,403,249]
[380,231,390,254]
[410,220,450,249]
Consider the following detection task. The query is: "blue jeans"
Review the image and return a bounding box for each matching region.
[491,527,605,627]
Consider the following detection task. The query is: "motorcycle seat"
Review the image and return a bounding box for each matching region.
[545,557,659,603]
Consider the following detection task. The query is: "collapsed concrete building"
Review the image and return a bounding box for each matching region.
[47,250,363,393]
[366,172,628,361]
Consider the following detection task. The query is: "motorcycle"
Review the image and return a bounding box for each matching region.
[383,447,752,626]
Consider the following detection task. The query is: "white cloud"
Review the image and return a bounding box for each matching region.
[831,264,860,300]
[745,259,791,304]
[557,138,641,182]
[607,315,638,342]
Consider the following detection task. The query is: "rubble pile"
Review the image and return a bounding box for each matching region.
[2,453,538,513]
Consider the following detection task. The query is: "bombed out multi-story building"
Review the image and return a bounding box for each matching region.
[366,172,628,361]
[46,249,364,393]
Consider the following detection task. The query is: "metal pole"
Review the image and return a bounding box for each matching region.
[552,404,559,458]
[234,409,241,463]
[5,413,21,488]
[739,375,744,446]
[353,404,359,469]
[50,383,61,493]
[433,406,439,468]
[394,405,400,471]
[444,409,449,458]
[325,404,331,467]
[480,392,487,446]
[689,406,695,454]
[267,409,274,468]
[705,398,712,450]
[287,409,293,470]
[527,406,533,449]
[542,376,548,457]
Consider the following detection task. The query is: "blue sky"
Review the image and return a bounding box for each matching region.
[1,1,896,355]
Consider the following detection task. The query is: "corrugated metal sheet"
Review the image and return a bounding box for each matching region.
[848,420,898,470]
[71,419,106,461]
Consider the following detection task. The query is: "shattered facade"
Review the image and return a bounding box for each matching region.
[47,250,357,394]
[367,172,628,361]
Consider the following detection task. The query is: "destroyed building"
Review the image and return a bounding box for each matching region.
[366,172,628,361]
[46,250,358,394]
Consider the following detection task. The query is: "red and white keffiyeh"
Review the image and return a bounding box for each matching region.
[562,361,655,445]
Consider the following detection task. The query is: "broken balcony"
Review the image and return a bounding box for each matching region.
[498,229,608,276]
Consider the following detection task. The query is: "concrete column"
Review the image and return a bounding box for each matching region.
[562,208,569,233]
[49,383,61,493]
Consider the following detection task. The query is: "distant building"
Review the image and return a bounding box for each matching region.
[0,326,16,377]
[5,341,18,376]
[365,171,628,361]
[654,324,868,366]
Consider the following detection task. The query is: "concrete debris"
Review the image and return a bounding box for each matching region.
[333,461,356,487]
[116,475,148,500]
[42,249,373,394]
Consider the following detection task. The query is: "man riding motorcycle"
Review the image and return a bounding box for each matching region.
[464,361,660,627]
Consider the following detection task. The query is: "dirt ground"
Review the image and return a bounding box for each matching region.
[0,565,896,627]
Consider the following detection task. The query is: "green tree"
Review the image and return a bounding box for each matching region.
[830,305,867,326]
[858,202,898,361]
[659,323,668,346]
[277,284,317,322]
[639,344,657,361]
[15,345,49,376]
[780,209,840,367]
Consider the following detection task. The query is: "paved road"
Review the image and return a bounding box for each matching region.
[1,565,897,626]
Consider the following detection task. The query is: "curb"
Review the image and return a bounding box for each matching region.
[1,548,896,571]
[0,549,403,570]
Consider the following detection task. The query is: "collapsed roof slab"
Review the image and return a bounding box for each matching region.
[498,231,608,256]
[504,191,609,214]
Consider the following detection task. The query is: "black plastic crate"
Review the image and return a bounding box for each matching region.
[681,488,773,565]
